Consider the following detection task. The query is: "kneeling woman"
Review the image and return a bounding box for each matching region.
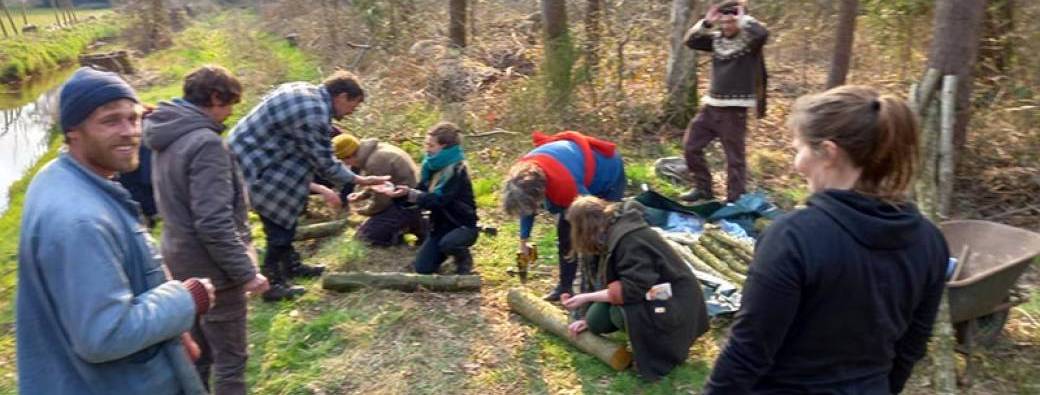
[561,196,709,380]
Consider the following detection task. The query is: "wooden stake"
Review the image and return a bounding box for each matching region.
[322,271,482,293]
[507,288,632,370]
[938,75,957,218]
[293,219,349,241]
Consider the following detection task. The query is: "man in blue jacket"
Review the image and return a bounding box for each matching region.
[17,67,213,394]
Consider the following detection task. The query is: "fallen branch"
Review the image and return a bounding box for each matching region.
[507,288,632,370]
[700,237,748,275]
[467,128,519,138]
[294,219,349,241]
[322,271,482,293]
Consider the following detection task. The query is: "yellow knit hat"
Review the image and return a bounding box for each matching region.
[332,133,360,160]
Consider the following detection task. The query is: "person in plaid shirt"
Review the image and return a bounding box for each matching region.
[228,71,388,301]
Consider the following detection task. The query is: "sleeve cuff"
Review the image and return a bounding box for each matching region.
[407,188,420,203]
[182,278,211,316]
[607,281,624,305]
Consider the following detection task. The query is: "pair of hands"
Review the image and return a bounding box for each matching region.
[705,1,745,24]
[313,175,395,210]
[561,293,594,338]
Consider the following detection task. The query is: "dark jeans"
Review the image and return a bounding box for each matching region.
[191,286,248,395]
[683,105,748,202]
[413,226,479,274]
[356,205,426,246]
[260,215,297,283]
[586,302,625,335]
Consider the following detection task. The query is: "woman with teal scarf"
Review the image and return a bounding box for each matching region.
[382,122,479,274]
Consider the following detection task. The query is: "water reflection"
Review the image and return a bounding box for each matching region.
[0,67,74,214]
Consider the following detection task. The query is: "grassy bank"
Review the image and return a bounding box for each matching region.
[0,9,117,83]
[0,11,319,393]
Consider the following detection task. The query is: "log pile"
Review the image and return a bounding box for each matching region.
[658,227,754,287]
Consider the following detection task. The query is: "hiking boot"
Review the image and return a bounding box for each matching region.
[285,250,325,278]
[453,252,476,275]
[542,288,565,302]
[261,283,306,302]
[679,188,714,202]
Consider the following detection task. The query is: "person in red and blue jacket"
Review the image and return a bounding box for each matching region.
[502,131,626,301]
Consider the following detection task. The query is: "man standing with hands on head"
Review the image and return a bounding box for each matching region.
[680,0,768,203]
[17,67,212,395]
[145,65,269,394]
[228,70,388,301]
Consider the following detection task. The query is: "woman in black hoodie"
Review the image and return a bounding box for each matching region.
[705,86,949,394]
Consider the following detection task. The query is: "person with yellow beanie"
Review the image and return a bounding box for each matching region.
[333,134,425,246]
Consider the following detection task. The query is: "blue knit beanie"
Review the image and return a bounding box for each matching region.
[59,67,139,132]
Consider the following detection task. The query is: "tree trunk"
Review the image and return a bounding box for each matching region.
[323,272,482,293]
[927,0,986,148]
[49,0,60,26]
[825,0,858,88]
[541,0,574,108]
[583,0,602,78]
[449,0,466,48]
[293,219,350,241]
[507,288,632,370]
[663,0,698,128]
[977,0,1013,77]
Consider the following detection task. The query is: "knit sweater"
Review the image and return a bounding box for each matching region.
[685,15,769,117]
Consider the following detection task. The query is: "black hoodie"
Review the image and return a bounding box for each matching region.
[706,189,949,394]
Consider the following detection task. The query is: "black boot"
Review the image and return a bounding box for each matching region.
[543,259,578,302]
[453,250,476,275]
[285,249,325,279]
[261,246,306,302]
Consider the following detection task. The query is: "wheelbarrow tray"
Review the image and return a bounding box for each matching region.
[940,220,1040,324]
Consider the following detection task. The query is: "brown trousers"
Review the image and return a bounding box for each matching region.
[191,286,248,395]
[682,105,748,202]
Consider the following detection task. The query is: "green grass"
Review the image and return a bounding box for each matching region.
[8,8,110,30]
[0,10,118,82]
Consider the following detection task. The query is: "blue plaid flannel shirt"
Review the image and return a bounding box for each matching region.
[228,82,355,229]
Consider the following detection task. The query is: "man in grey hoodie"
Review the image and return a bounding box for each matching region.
[145,65,270,395]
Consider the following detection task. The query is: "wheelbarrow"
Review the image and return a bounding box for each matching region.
[939,220,1040,385]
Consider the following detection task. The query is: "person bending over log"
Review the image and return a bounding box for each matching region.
[704,86,949,394]
[330,134,426,246]
[377,122,479,275]
[560,196,709,381]
[502,131,626,302]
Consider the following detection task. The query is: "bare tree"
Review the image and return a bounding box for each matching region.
[48,0,60,26]
[663,0,698,128]
[927,0,986,147]
[541,0,573,108]
[583,0,602,78]
[0,1,18,35]
[825,0,858,88]
[449,0,466,48]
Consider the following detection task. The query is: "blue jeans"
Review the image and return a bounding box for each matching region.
[413,227,478,274]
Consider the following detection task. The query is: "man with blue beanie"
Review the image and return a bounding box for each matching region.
[17,67,212,394]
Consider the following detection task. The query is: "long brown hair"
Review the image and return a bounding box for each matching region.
[565,196,618,258]
[787,85,918,201]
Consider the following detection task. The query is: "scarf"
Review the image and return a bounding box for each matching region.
[420,144,465,195]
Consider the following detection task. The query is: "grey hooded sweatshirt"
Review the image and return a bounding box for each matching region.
[145,99,258,293]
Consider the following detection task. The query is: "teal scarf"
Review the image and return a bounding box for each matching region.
[421,144,465,194]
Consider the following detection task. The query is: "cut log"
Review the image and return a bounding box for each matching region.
[294,219,349,241]
[322,271,481,293]
[691,243,745,286]
[700,237,748,275]
[507,288,632,370]
[705,230,754,263]
[664,238,725,279]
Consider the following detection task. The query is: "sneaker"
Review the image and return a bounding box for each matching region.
[261,283,306,302]
[678,189,714,202]
[285,251,325,278]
